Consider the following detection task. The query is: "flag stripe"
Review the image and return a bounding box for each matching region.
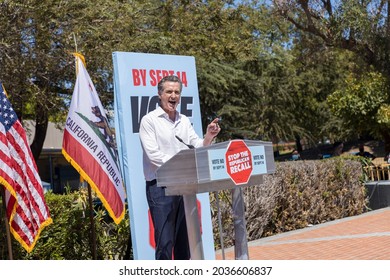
[63,130,124,222]
[10,216,32,244]
[0,83,52,252]
[8,125,47,225]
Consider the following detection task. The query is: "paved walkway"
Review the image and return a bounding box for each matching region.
[215,207,390,260]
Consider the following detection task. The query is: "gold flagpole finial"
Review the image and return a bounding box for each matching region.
[72,52,86,67]
[72,52,86,75]
[2,83,8,97]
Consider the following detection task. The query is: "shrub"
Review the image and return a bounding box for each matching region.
[211,158,368,249]
[0,187,131,260]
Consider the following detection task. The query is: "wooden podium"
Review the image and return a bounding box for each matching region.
[156,140,275,259]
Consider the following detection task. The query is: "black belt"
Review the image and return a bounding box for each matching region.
[146,179,157,187]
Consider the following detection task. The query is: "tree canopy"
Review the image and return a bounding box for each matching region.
[2,0,390,160]
[272,0,390,152]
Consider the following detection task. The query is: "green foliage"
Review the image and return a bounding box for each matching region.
[1,0,360,153]
[0,187,130,260]
[327,71,390,138]
[272,0,390,150]
[377,104,390,125]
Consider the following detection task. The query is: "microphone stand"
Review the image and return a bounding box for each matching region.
[175,135,195,149]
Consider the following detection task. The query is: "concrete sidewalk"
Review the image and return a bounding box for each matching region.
[215,207,390,260]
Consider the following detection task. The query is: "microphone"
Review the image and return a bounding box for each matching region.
[175,135,195,149]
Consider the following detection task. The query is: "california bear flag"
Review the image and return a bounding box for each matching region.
[62,53,126,224]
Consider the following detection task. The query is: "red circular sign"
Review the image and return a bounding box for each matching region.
[225,140,253,185]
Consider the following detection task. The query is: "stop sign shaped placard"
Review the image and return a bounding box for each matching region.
[225,140,253,185]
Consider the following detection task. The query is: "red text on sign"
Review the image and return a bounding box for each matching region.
[132,69,188,87]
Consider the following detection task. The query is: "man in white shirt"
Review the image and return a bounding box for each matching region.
[139,75,220,260]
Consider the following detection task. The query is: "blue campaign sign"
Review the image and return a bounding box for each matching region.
[112,52,215,260]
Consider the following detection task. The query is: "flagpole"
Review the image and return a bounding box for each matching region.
[73,32,78,53]
[0,84,14,259]
[86,181,97,260]
[0,186,13,260]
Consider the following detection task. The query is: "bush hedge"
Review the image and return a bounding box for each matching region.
[0,187,131,260]
[210,158,368,249]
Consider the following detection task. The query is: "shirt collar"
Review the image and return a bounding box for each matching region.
[156,106,181,122]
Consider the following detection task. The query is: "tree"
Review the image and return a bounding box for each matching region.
[1,0,273,155]
[272,0,390,152]
[289,33,363,147]
[328,70,390,140]
[0,0,148,159]
[195,2,310,143]
[2,0,332,158]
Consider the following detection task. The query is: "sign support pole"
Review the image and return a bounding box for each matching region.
[231,186,249,260]
[183,194,204,260]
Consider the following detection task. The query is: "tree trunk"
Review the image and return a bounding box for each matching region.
[381,129,390,158]
[295,135,303,152]
[30,104,49,161]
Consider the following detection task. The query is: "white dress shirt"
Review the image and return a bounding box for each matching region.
[139,106,204,181]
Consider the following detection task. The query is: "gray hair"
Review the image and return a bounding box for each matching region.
[157,75,183,93]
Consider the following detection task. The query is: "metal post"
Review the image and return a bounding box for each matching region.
[215,191,225,259]
[183,194,204,260]
[231,186,249,260]
[49,155,54,191]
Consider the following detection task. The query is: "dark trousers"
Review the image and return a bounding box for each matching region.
[146,180,190,260]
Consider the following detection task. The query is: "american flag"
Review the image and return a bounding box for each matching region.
[0,83,52,253]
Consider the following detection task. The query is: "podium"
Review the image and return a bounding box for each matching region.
[156,140,276,259]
